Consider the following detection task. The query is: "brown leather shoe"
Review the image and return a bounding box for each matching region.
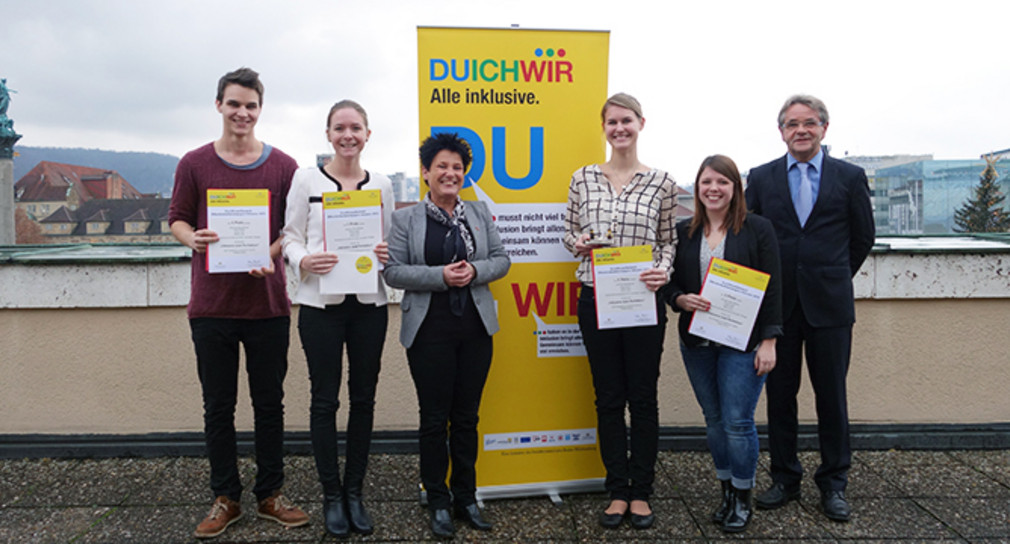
[194,496,242,539]
[256,490,310,528]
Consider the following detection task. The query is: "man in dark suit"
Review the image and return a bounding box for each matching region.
[745,95,874,522]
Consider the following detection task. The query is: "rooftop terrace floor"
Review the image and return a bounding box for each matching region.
[2,449,1008,542]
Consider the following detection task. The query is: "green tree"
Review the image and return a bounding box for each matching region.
[953,154,1010,233]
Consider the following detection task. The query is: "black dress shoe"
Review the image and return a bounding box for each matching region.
[345,489,373,535]
[429,508,455,539]
[820,490,850,522]
[454,502,492,531]
[322,495,349,538]
[722,486,752,533]
[630,512,655,530]
[598,509,625,529]
[712,480,732,524]
[755,482,801,510]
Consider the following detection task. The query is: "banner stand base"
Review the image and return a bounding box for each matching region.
[475,477,605,502]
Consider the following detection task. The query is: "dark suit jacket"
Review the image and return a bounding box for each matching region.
[745,154,875,328]
[666,214,783,352]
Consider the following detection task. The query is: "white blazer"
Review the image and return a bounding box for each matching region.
[282,166,395,308]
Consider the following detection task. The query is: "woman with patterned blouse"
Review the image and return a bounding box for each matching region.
[562,93,677,531]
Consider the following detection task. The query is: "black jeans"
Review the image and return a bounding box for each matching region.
[577,285,666,502]
[190,316,290,502]
[298,300,387,497]
[406,314,492,510]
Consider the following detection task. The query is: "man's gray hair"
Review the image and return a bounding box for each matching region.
[778,94,829,127]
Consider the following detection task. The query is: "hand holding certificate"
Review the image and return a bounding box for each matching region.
[591,244,658,329]
[206,189,272,274]
[688,257,770,351]
[319,189,383,295]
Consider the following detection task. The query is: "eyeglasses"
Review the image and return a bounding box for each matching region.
[781,119,824,131]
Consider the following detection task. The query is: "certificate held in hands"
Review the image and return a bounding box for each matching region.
[591,244,658,329]
[206,189,271,274]
[320,189,383,295]
[688,258,770,351]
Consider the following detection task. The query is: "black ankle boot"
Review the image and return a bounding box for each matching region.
[323,494,350,538]
[712,479,732,524]
[429,508,454,539]
[345,488,373,535]
[722,486,752,533]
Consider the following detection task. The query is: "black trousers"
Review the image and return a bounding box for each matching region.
[298,300,387,497]
[766,304,852,492]
[406,314,492,510]
[190,316,290,502]
[577,285,666,502]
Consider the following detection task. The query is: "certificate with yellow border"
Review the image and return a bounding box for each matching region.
[206,189,271,274]
[591,244,657,329]
[319,189,382,294]
[688,257,770,351]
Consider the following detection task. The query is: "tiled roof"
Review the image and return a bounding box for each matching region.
[37,198,171,236]
[14,161,143,202]
[38,206,75,223]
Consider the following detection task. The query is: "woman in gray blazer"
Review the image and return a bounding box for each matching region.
[383,133,510,539]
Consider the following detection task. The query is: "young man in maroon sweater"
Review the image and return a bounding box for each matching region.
[169,67,308,539]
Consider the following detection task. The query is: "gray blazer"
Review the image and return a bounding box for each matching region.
[383,201,511,348]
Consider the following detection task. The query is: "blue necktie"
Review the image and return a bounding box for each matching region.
[796,162,814,226]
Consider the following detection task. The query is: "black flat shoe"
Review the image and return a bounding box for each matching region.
[630,512,655,529]
[345,490,373,535]
[755,482,800,510]
[598,510,625,529]
[454,502,492,531]
[322,496,349,538]
[429,508,454,539]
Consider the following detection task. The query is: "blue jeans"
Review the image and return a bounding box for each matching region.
[680,343,766,489]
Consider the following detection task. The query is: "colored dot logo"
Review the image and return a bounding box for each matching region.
[355,256,373,274]
[534,48,567,58]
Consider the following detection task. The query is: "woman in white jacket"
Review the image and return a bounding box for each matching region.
[281,100,394,538]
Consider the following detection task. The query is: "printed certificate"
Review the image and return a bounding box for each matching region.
[319,189,383,295]
[591,244,657,329]
[688,257,770,351]
[206,189,271,274]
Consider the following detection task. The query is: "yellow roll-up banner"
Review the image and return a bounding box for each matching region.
[417,26,610,499]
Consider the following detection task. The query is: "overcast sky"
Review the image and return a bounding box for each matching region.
[4,0,1008,184]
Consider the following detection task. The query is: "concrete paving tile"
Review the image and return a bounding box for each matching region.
[650,456,679,500]
[362,453,423,502]
[832,536,965,540]
[949,450,1010,488]
[873,464,1010,498]
[0,458,79,507]
[17,457,165,507]
[131,456,212,504]
[474,496,577,540]
[359,500,448,541]
[276,455,323,504]
[817,497,957,540]
[918,497,1010,539]
[571,498,700,540]
[0,506,112,543]
[75,505,216,543]
[856,449,960,467]
[658,451,716,498]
